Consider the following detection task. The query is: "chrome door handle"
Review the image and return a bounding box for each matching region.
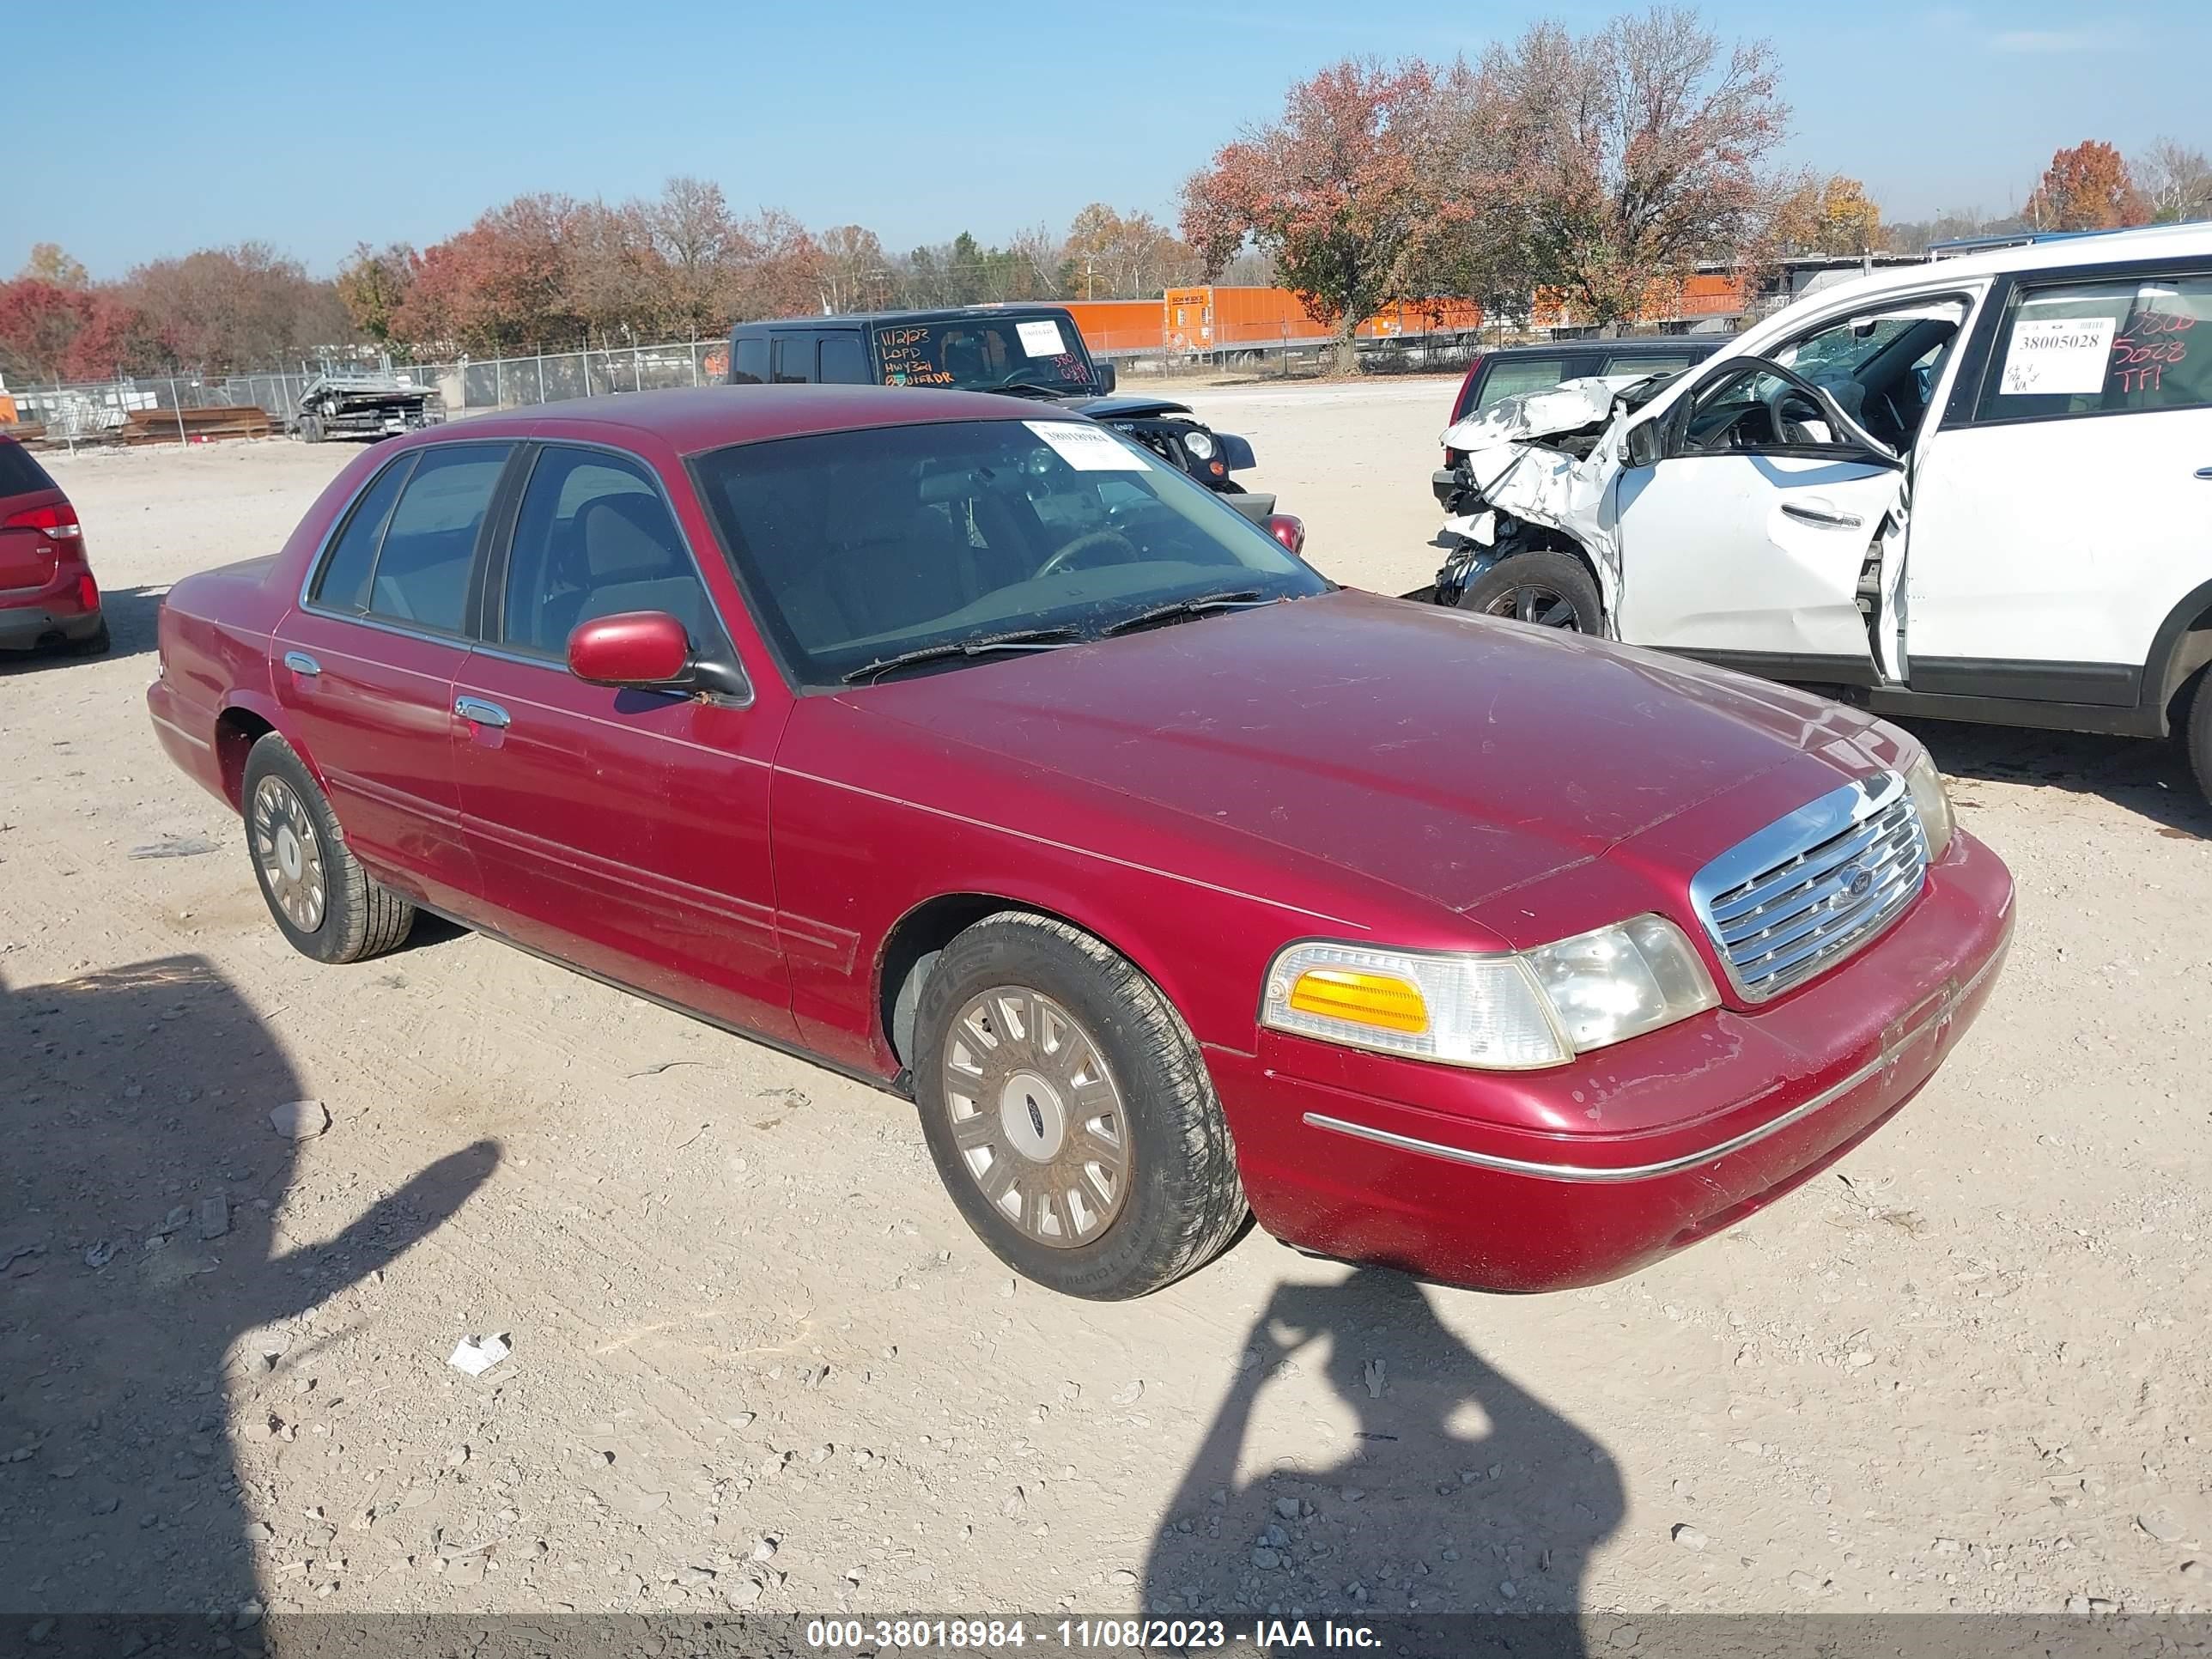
[282,651,321,677]
[1781,502,1863,530]
[2195,466,2212,479]
[453,696,511,728]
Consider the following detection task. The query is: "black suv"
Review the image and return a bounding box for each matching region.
[727,306,1278,523]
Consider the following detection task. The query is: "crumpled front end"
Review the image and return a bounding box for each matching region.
[1429,374,1642,621]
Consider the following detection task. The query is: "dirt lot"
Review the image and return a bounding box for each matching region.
[3,381,2209,1626]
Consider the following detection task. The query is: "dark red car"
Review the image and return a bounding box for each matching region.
[148,388,2013,1300]
[0,434,106,656]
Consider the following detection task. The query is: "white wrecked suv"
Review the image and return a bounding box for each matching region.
[1425,222,2212,799]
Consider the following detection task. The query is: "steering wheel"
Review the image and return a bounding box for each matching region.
[1764,381,1831,446]
[1036,527,1138,579]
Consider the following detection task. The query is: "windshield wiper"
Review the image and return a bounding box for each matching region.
[842,627,1083,684]
[977,381,1074,401]
[1101,590,1270,637]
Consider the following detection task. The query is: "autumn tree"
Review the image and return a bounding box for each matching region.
[335,243,416,345]
[1482,9,1791,332]
[0,281,165,381]
[1181,58,1474,371]
[1774,175,1882,256]
[17,243,88,289]
[2024,141,2148,231]
[643,177,747,334]
[728,209,826,319]
[2137,137,2212,225]
[118,244,350,370]
[1058,204,1199,300]
[817,225,895,313]
[394,195,586,354]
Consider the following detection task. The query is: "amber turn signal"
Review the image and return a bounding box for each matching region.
[1285,968,1430,1034]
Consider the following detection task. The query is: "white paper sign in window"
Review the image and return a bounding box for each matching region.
[1026,420,1149,471]
[1015,319,1067,358]
[1999,317,2115,396]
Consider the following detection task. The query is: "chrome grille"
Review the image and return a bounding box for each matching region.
[1689,772,1929,1003]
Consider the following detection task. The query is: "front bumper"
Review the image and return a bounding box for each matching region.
[1206,829,2014,1291]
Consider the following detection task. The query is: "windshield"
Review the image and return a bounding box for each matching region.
[692,418,1327,687]
[872,316,1099,393]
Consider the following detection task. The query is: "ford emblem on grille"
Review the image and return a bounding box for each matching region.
[1687,771,1931,1002]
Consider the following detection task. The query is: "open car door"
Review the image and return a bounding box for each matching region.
[1612,358,1905,684]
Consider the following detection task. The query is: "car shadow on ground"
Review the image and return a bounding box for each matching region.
[0,585,163,676]
[0,954,497,1622]
[1142,1267,1620,1655]
[1897,716,2211,839]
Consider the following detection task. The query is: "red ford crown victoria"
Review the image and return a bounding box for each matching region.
[149,388,2013,1300]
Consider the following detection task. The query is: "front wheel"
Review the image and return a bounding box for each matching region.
[913,912,1246,1299]
[1453,549,1602,634]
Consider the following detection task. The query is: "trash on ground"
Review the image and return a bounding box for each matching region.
[270,1099,330,1139]
[447,1334,511,1377]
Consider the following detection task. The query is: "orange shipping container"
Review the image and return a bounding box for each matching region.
[1059,299,1165,356]
[1163,287,1482,350]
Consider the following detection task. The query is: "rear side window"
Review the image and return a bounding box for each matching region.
[1602,352,1698,379]
[817,333,869,384]
[1469,356,1579,416]
[365,445,511,633]
[311,456,415,611]
[772,335,814,384]
[1977,272,2212,421]
[731,336,768,386]
[0,439,56,497]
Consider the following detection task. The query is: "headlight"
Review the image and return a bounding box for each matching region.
[1182,428,1216,460]
[1903,749,1954,862]
[1261,918,1718,1071]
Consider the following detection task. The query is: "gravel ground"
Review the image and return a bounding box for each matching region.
[2,381,2208,1626]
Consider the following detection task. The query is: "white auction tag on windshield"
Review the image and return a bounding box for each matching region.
[1026,420,1150,471]
[1015,319,1067,357]
[1999,316,2114,396]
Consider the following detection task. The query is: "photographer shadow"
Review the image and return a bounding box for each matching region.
[0,955,496,1622]
[1144,1268,1621,1656]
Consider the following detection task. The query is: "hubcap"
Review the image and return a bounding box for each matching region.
[252,776,327,933]
[941,987,1131,1249]
[1484,583,1581,629]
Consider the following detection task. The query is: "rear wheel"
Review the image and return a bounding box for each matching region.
[240,733,415,963]
[913,912,1246,1299]
[299,415,324,443]
[2185,667,2212,806]
[1454,549,1601,634]
[64,618,110,656]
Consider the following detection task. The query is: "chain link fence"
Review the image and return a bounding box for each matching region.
[5,338,731,448]
[8,315,1736,449]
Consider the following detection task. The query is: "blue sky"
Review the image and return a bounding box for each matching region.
[10,0,2207,278]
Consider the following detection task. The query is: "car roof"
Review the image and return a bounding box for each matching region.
[1779,222,2212,313]
[416,385,1057,457]
[734,304,1077,331]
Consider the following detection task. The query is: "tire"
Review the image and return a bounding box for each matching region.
[240,733,415,963]
[64,618,111,656]
[2186,666,2212,807]
[299,415,324,444]
[912,911,1247,1300]
[1454,548,1602,633]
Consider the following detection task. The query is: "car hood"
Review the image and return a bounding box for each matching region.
[1060,392,1196,420]
[1440,373,1648,454]
[834,589,1891,919]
